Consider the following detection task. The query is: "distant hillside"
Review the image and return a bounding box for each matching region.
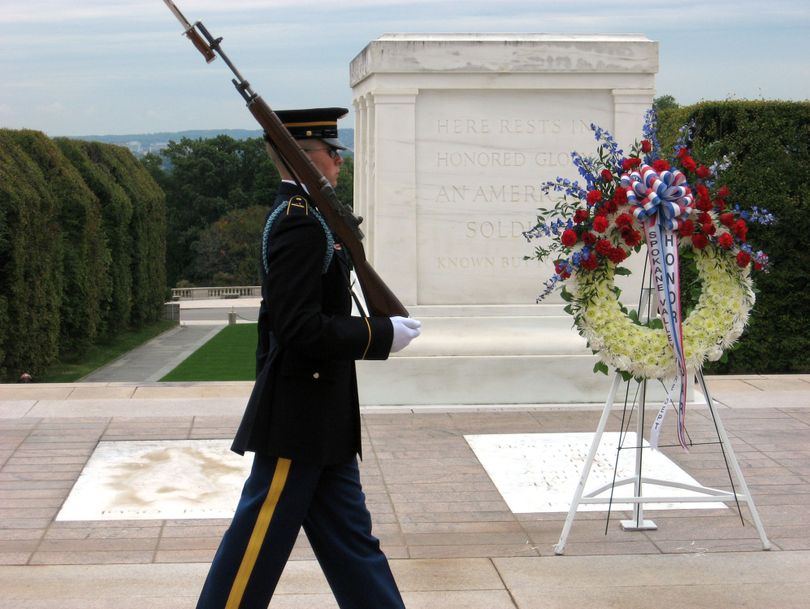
[69,128,355,157]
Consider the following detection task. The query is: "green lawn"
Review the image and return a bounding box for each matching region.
[160,323,257,381]
[38,320,179,383]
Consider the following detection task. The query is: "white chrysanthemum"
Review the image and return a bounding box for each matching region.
[575,245,754,379]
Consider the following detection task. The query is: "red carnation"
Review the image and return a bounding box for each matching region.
[736,250,751,267]
[622,228,642,247]
[754,261,763,271]
[679,219,695,237]
[586,189,603,205]
[681,156,697,172]
[698,211,712,225]
[555,261,572,279]
[652,159,671,173]
[717,185,730,199]
[696,198,713,212]
[561,228,577,247]
[703,223,716,236]
[714,198,726,211]
[641,140,652,153]
[608,247,627,263]
[622,157,642,171]
[676,147,689,159]
[696,165,711,179]
[719,212,735,227]
[595,239,613,256]
[615,212,634,228]
[692,233,709,249]
[582,231,597,245]
[574,208,589,224]
[718,232,734,249]
[580,254,599,271]
[734,219,748,241]
[592,216,609,233]
[604,198,618,213]
[613,189,628,204]
[600,169,613,182]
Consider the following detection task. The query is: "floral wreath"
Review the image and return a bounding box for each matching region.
[525,110,774,383]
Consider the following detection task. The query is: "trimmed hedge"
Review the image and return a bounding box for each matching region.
[0,130,167,381]
[658,101,810,373]
[0,131,63,377]
[13,131,109,355]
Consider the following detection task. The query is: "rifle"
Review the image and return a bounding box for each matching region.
[163,0,408,318]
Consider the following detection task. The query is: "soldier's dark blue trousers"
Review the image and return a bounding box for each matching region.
[195,454,406,609]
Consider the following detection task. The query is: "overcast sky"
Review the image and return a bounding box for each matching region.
[1,0,808,136]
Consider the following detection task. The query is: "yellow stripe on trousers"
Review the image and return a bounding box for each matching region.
[225,457,292,609]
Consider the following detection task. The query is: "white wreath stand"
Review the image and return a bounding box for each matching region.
[554,289,771,555]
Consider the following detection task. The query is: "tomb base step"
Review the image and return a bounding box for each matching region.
[357,306,693,406]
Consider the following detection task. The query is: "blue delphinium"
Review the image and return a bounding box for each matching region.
[672,119,695,161]
[571,152,599,190]
[641,108,662,161]
[590,122,624,174]
[541,177,587,200]
[742,205,777,225]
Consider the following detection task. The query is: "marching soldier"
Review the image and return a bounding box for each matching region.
[195,107,421,609]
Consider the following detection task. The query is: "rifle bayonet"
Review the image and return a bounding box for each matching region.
[163,0,216,63]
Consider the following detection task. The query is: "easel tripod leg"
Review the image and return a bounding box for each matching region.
[555,373,622,555]
[620,379,657,531]
[696,371,772,550]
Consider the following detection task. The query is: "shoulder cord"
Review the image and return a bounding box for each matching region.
[262,139,334,275]
[264,138,364,315]
[262,203,334,275]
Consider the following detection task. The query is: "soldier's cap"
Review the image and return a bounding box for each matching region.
[275,107,349,150]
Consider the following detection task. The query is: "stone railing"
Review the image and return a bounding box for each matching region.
[171,286,261,300]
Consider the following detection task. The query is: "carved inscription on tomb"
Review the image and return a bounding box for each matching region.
[415,90,613,303]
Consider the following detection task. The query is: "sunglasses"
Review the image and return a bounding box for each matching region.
[303,145,341,160]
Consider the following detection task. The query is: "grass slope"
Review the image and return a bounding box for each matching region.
[160,323,257,381]
[38,320,178,383]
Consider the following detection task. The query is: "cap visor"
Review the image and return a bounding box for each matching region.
[322,137,351,151]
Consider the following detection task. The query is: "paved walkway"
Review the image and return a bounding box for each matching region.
[81,324,225,383]
[81,296,264,383]
[1,375,809,608]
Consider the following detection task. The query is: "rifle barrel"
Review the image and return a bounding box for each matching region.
[162,2,408,317]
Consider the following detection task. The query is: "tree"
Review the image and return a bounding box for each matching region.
[654,95,679,112]
[189,206,268,285]
[335,155,354,210]
[145,136,355,287]
[153,136,280,286]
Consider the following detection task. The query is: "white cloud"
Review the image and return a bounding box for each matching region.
[3,0,808,25]
[1,0,807,134]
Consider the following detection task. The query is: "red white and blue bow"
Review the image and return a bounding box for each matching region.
[621,164,694,449]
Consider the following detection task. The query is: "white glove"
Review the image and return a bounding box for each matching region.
[390,316,422,353]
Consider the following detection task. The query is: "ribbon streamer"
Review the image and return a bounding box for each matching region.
[621,164,693,449]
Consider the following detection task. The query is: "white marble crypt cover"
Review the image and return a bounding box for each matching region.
[57,439,252,521]
[465,432,726,513]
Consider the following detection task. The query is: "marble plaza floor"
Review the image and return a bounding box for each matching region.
[1,375,810,608]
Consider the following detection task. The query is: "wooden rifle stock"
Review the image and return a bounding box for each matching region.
[164,3,408,317]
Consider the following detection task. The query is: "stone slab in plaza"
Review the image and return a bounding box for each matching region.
[350,34,659,404]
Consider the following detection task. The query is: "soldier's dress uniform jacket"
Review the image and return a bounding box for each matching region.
[231,181,392,464]
[196,181,406,609]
